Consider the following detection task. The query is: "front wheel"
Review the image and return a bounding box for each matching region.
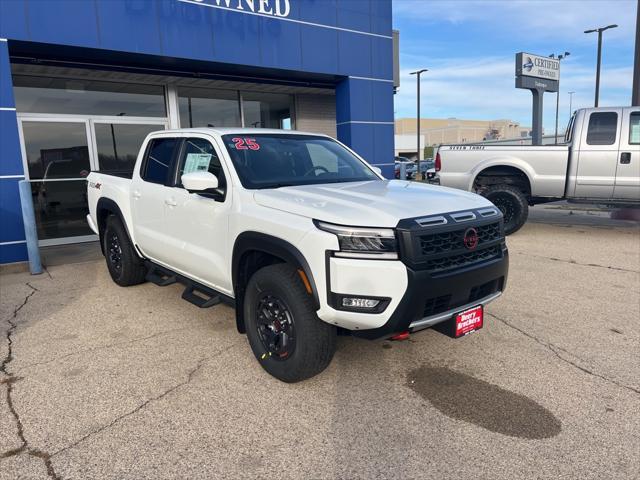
[244,263,337,383]
[482,184,529,235]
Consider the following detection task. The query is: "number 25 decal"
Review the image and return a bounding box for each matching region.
[232,137,260,150]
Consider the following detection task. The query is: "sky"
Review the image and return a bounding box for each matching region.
[392,0,638,133]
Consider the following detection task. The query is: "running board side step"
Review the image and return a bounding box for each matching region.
[145,266,177,286]
[182,285,221,308]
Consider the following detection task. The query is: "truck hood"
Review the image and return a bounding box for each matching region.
[253,180,493,227]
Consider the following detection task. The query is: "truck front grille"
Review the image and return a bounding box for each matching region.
[397,208,505,275]
[419,221,501,256]
[425,245,502,274]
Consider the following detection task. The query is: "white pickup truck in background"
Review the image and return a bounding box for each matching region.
[436,107,640,234]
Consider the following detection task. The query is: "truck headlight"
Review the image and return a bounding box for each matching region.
[314,221,398,259]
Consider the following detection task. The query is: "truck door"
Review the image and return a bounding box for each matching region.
[130,137,180,262]
[574,109,622,199]
[162,136,233,294]
[613,108,640,200]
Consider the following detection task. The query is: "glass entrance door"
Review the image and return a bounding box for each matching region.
[18,116,167,246]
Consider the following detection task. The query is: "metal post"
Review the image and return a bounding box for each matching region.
[399,161,407,180]
[554,89,560,144]
[633,0,640,106]
[531,89,544,146]
[595,30,602,107]
[410,68,427,180]
[18,180,42,275]
[416,76,421,173]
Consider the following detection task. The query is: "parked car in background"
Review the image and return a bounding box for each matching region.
[436,106,640,234]
[394,157,435,180]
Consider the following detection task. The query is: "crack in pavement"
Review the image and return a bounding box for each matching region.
[52,347,230,459]
[15,325,196,373]
[511,252,640,273]
[0,283,62,479]
[488,312,640,395]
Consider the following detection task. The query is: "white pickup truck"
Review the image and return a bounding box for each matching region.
[86,129,508,382]
[436,106,640,234]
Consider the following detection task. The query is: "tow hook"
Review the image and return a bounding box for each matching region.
[390,331,410,341]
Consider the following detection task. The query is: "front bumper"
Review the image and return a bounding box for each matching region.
[350,245,508,340]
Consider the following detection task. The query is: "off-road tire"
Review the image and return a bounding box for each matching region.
[244,263,337,383]
[103,215,147,286]
[481,184,529,235]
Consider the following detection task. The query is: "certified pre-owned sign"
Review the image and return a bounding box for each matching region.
[516,52,560,81]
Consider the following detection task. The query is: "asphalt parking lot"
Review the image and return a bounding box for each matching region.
[1,204,639,480]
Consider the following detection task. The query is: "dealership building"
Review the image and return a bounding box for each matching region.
[0,0,395,265]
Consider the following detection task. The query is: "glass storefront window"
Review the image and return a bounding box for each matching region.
[21,122,91,180]
[94,123,163,174]
[30,180,92,240]
[13,75,166,117]
[178,87,241,128]
[242,92,292,129]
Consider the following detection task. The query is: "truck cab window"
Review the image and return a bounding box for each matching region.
[586,112,618,146]
[629,112,640,145]
[142,138,179,184]
[176,138,226,191]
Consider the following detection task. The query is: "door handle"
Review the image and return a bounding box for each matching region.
[620,152,631,164]
[164,198,177,207]
[132,190,142,199]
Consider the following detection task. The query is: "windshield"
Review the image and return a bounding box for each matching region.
[221,134,379,189]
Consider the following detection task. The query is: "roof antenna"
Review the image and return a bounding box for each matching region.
[207,123,215,127]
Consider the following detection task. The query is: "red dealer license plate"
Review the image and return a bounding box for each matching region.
[455,305,483,337]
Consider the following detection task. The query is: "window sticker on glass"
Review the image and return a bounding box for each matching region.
[183,153,212,174]
[232,137,260,150]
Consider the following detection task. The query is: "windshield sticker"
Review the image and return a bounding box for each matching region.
[183,153,212,174]
[232,137,260,151]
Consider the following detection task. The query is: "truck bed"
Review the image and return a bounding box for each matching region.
[437,144,570,198]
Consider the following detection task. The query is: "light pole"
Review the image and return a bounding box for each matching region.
[550,52,570,144]
[568,91,575,119]
[410,69,427,179]
[585,24,618,107]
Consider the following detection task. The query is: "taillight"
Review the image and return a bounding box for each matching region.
[435,151,441,171]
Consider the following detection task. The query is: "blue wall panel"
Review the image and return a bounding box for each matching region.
[0,242,28,264]
[158,0,215,61]
[298,0,336,26]
[0,178,26,243]
[95,0,163,55]
[26,0,99,48]
[260,18,302,71]
[0,112,23,176]
[210,7,262,65]
[337,0,370,33]
[337,32,371,77]
[0,0,28,41]
[300,27,338,74]
[371,81,394,122]
[371,36,393,80]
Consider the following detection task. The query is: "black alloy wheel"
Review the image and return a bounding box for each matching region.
[255,294,296,360]
[107,232,123,273]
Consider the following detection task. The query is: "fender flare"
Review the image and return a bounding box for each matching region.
[96,197,136,254]
[232,231,320,328]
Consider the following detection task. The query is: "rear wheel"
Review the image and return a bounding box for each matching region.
[103,215,147,286]
[482,184,529,235]
[244,263,337,382]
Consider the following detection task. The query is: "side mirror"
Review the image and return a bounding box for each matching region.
[372,166,382,176]
[181,171,219,192]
